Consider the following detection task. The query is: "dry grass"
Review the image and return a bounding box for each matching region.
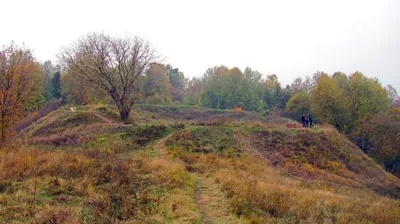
[247,128,400,198]
[164,125,400,223]
[9,104,400,223]
[194,173,248,224]
[173,151,400,223]
[215,167,400,223]
[0,145,201,223]
[16,100,63,133]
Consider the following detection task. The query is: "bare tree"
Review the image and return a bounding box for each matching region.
[59,33,157,123]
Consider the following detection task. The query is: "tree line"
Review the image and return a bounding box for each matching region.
[1,33,399,175]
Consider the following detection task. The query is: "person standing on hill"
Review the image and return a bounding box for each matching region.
[305,116,309,128]
[309,114,314,128]
[301,115,306,128]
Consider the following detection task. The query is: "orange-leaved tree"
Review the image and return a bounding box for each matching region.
[0,43,42,141]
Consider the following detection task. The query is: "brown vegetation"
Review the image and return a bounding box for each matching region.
[164,124,400,223]
[0,144,200,223]
[3,105,400,223]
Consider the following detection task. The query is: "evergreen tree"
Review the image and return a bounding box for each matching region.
[52,71,62,99]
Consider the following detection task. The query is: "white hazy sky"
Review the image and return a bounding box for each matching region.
[1,0,399,90]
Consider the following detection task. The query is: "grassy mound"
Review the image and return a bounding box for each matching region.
[166,127,239,156]
[4,104,400,223]
[249,128,400,198]
[164,125,400,223]
[166,125,400,198]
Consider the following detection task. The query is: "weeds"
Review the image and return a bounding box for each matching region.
[0,146,200,223]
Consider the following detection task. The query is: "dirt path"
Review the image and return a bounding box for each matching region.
[153,134,246,224]
[153,133,174,159]
[194,173,246,224]
[195,176,212,224]
[69,106,114,123]
[93,112,113,123]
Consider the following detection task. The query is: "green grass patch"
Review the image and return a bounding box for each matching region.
[165,126,241,157]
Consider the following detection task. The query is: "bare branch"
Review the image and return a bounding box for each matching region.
[59,33,158,123]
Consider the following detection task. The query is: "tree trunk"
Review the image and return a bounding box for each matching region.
[1,125,5,142]
[119,108,131,124]
[1,111,5,142]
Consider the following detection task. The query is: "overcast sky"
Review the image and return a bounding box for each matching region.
[1,0,399,90]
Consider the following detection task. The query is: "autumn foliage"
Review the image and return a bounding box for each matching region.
[0,43,42,141]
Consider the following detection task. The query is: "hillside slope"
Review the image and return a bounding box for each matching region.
[1,105,400,223]
[166,125,400,197]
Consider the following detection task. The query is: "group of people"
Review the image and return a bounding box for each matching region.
[301,114,314,128]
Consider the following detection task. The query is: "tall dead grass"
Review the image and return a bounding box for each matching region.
[215,168,400,223]
[0,146,200,223]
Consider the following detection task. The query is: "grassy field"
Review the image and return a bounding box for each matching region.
[1,104,400,223]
